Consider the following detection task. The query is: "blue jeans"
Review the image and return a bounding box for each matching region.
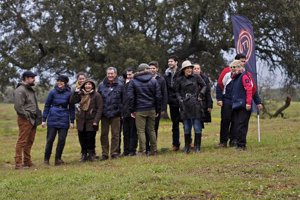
[183,119,202,135]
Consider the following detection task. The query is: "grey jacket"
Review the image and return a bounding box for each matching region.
[14,83,39,126]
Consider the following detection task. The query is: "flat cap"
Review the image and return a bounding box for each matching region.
[137,63,149,72]
[22,71,37,78]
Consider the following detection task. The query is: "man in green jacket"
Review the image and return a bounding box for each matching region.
[14,71,41,169]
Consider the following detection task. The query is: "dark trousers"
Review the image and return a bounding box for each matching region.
[220,104,234,144]
[146,113,160,152]
[232,108,251,148]
[44,127,68,160]
[170,105,181,147]
[117,117,123,154]
[78,129,97,154]
[123,117,138,154]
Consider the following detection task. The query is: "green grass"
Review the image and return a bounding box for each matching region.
[0,103,299,200]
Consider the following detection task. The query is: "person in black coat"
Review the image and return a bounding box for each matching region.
[164,55,182,151]
[175,60,206,153]
[98,67,124,160]
[128,63,162,155]
[193,63,213,122]
[145,61,168,153]
[121,68,138,156]
[192,63,213,147]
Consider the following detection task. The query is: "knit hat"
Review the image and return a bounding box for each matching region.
[137,63,149,72]
[56,75,69,84]
[181,60,194,71]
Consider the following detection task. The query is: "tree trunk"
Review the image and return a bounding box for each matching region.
[272,96,292,118]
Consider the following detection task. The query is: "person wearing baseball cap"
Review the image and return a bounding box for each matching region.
[14,70,41,169]
[127,63,162,156]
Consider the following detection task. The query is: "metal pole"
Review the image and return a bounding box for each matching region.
[257,110,261,142]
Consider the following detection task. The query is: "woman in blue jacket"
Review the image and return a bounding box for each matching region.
[42,75,75,165]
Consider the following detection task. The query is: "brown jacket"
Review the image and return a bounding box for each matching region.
[14,83,39,126]
[70,89,103,132]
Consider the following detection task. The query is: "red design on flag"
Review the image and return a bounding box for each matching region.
[237,30,253,62]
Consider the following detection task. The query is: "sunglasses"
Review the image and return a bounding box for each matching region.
[230,66,241,69]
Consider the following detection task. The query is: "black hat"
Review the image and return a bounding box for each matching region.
[148,61,159,68]
[22,71,37,79]
[56,75,69,84]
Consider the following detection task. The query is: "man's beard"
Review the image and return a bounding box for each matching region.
[29,82,35,86]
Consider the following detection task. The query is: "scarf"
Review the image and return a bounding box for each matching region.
[80,90,94,111]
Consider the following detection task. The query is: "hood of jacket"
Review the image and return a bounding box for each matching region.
[134,71,153,82]
[80,79,96,91]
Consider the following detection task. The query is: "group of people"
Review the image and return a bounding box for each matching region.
[13,54,262,169]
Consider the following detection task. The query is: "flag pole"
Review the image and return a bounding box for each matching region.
[257,109,261,142]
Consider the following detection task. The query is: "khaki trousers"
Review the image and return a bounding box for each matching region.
[101,117,120,157]
[135,110,157,153]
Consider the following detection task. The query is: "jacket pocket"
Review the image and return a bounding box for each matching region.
[233,98,245,110]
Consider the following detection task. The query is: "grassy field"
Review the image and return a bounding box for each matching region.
[0,102,299,200]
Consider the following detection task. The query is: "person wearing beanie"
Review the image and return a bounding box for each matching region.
[70,79,103,161]
[128,63,162,156]
[42,75,75,165]
[215,54,247,148]
[98,67,124,160]
[231,60,263,150]
[175,60,207,153]
[56,75,69,84]
[14,71,42,169]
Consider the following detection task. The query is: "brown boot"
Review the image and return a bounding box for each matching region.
[23,160,34,168]
[172,145,179,151]
[15,164,23,170]
[55,159,65,166]
[44,160,50,165]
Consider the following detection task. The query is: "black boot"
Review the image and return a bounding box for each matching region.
[184,134,191,154]
[195,134,202,153]
[80,152,88,162]
[87,150,96,162]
